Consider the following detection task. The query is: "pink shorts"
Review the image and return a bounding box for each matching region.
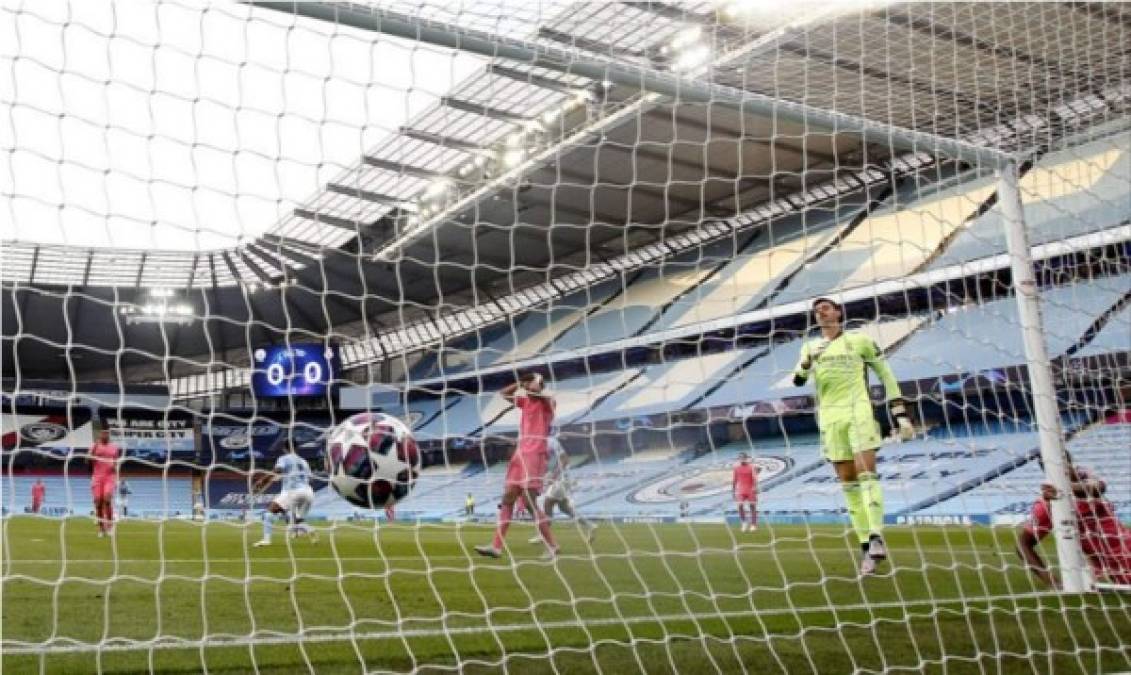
[505,451,548,492]
[91,479,115,501]
[735,492,755,503]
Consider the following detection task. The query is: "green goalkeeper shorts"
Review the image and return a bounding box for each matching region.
[820,415,883,463]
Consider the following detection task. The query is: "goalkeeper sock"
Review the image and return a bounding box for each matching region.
[492,502,514,551]
[841,481,869,545]
[858,472,885,537]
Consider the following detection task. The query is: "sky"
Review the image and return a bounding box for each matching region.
[0,0,567,252]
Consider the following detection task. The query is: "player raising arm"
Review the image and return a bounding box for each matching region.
[792,297,914,576]
[476,372,559,558]
[732,452,758,532]
[529,435,597,545]
[252,440,317,547]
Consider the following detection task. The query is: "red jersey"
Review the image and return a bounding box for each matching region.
[90,442,120,483]
[1025,497,1131,584]
[515,395,553,455]
[31,482,45,501]
[733,464,756,492]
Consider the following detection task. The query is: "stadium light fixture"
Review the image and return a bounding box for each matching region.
[119,297,195,325]
[423,179,452,198]
[672,45,712,72]
[670,26,702,50]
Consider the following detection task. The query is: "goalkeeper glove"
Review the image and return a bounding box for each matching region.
[889,399,915,441]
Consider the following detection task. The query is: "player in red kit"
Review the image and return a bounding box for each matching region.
[31,478,45,514]
[732,453,758,532]
[88,429,121,537]
[476,373,559,558]
[1016,466,1131,588]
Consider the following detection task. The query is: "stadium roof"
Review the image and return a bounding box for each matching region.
[3,1,1129,384]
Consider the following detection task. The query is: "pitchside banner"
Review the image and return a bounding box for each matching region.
[204,473,329,510]
[99,409,195,460]
[200,414,331,466]
[1,405,93,457]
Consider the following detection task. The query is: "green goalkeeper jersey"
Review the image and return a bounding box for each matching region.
[792,330,902,425]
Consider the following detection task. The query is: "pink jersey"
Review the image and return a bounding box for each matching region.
[31,482,45,501]
[734,464,756,495]
[90,442,120,483]
[515,395,553,455]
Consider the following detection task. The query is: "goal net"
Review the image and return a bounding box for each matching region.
[2,1,1129,672]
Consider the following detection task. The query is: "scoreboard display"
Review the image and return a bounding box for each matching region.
[251,343,339,397]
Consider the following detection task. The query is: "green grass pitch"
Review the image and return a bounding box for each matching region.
[2,517,1129,673]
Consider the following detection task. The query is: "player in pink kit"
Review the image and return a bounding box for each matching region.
[476,373,559,558]
[732,453,758,532]
[1016,465,1131,587]
[88,429,120,537]
[31,478,45,514]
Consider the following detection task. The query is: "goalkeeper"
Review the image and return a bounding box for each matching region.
[792,297,914,576]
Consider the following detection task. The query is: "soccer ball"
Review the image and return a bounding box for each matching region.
[325,412,421,509]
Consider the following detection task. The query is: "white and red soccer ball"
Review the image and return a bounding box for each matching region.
[325,412,420,509]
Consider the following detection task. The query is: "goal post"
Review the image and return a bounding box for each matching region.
[996,161,1088,593]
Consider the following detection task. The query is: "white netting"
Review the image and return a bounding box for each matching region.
[2,1,1129,672]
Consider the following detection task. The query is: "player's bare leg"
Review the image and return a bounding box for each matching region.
[288,516,318,543]
[737,502,748,532]
[531,497,596,544]
[530,497,555,544]
[255,501,286,547]
[558,500,596,542]
[477,484,521,558]
[94,496,108,536]
[521,489,558,557]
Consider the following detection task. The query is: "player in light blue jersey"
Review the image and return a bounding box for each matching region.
[528,435,597,545]
[252,440,317,547]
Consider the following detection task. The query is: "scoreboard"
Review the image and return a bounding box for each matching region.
[251,343,339,397]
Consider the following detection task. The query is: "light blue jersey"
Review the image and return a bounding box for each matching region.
[275,453,312,492]
[545,438,568,484]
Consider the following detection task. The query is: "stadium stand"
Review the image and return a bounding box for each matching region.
[550,265,713,352]
[930,130,1131,269]
[913,421,1131,519]
[408,279,623,380]
[653,195,875,330]
[886,274,1131,380]
[773,173,997,305]
[587,350,749,420]
[1075,303,1131,358]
